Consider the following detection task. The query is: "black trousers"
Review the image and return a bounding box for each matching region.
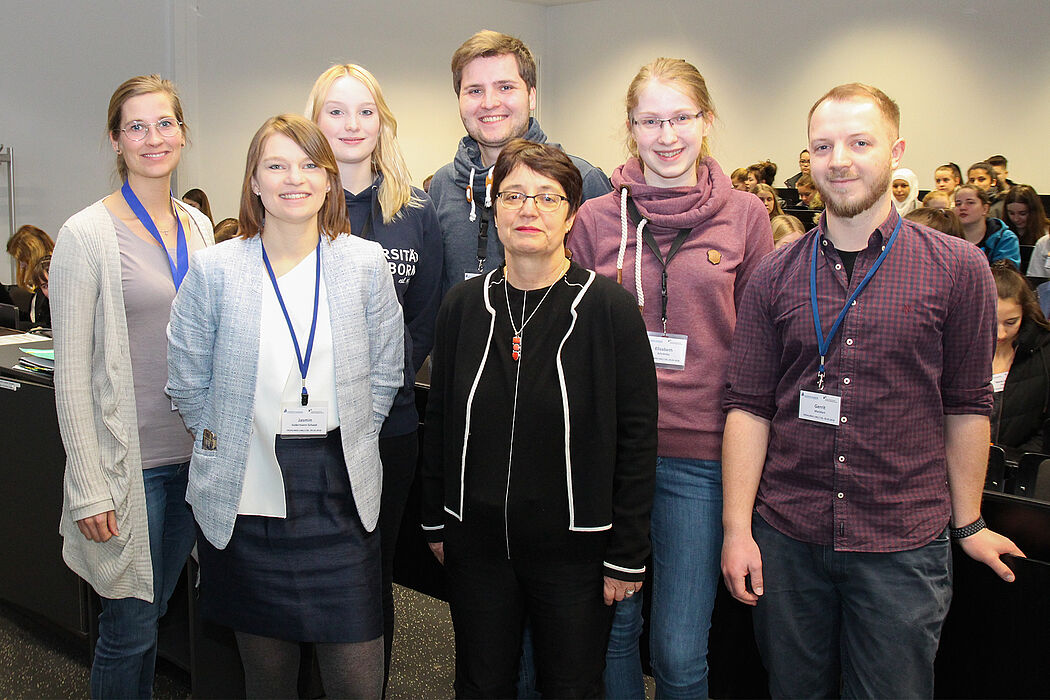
[444,540,614,699]
[377,431,418,686]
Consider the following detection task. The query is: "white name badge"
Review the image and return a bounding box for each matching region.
[280,401,329,438]
[648,332,687,371]
[798,390,841,426]
[464,270,482,281]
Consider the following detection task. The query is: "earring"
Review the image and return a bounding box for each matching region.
[116,149,122,155]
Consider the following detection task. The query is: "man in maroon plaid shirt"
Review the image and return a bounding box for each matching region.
[720,83,1024,698]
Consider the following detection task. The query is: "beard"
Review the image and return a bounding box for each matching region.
[816,166,891,219]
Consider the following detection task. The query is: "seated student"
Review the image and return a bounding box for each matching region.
[990,261,1050,453]
[891,167,920,216]
[794,173,823,210]
[933,162,962,193]
[987,155,1016,193]
[730,167,750,191]
[28,255,51,328]
[968,160,1006,219]
[746,160,776,188]
[922,190,952,210]
[783,149,809,187]
[212,217,239,243]
[1004,184,1049,245]
[751,183,784,220]
[955,184,1020,267]
[770,214,805,249]
[182,187,214,225]
[905,206,964,239]
[6,224,54,325]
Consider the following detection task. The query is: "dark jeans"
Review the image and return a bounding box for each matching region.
[751,513,953,699]
[377,431,418,686]
[445,544,614,699]
[91,462,196,699]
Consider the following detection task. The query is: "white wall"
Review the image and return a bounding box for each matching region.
[544,0,1050,193]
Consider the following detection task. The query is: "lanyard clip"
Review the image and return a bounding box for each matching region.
[817,355,826,391]
[301,379,309,406]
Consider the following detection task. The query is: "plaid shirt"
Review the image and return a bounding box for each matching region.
[724,209,995,552]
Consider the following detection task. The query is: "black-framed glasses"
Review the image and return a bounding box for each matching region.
[631,112,703,131]
[497,191,569,212]
[120,119,182,142]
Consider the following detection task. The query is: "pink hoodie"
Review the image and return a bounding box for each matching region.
[571,157,773,460]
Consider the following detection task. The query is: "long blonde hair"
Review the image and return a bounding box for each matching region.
[305,64,421,224]
[625,58,717,163]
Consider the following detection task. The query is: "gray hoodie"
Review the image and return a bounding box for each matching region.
[429,118,612,296]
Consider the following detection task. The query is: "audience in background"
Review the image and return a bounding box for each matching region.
[6,224,54,326]
[891,167,919,216]
[934,163,962,193]
[968,160,1006,218]
[770,214,805,248]
[182,187,214,224]
[730,167,750,191]
[905,206,964,239]
[990,261,1050,453]
[987,155,1016,192]
[955,183,1020,267]
[922,190,952,210]
[746,160,776,187]
[1003,184,1048,246]
[212,217,239,243]
[752,183,784,220]
[783,149,809,187]
[795,174,823,209]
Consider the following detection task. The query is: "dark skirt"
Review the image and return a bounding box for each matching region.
[196,429,382,643]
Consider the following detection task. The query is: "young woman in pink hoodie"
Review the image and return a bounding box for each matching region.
[571,58,773,699]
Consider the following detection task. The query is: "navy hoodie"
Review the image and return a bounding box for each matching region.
[428,118,612,296]
[344,175,443,437]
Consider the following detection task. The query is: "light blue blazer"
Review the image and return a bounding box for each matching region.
[166,233,404,549]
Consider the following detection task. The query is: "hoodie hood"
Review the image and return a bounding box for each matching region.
[452,118,549,221]
[610,156,730,231]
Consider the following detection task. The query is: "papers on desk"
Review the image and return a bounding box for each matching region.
[16,354,53,375]
[0,332,49,346]
[21,348,54,360]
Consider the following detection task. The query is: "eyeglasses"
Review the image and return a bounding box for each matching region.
[631,112,703,131]
[497,191,569,212]
[119,119,182,142]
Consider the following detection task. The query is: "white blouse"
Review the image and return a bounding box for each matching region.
[238,248,341,516]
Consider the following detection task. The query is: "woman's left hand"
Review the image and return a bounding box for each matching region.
[603,576,643,606]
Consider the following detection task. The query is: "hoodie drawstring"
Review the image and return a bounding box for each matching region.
[618,187,646,309]
[467,168,477,222]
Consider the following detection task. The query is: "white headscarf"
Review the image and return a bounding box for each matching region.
[891,168,920,216]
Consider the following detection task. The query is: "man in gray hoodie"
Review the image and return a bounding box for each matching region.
[430,30,611,295]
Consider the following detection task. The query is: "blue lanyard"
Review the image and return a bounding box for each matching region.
[121,181,188,290]
[810,217,901,390]
[261,238,321,406]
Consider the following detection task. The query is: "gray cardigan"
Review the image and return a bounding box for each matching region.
[51,198,213,603]
[166,233,403,549]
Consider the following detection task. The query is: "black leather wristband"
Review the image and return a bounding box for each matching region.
[950,515,986,539]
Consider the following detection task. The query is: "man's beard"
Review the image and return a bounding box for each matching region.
[817,168,890,219]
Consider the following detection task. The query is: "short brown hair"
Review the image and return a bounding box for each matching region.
[107,75,187,183]
[7,225,54,290]
[451,30,536,94]
[237,115,348,241]
[808,83,900,139]
[491,138,583,216]
[905,207,964,239]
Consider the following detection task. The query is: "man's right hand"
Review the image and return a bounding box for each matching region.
[77,510,119,542]
[721,531,764,606]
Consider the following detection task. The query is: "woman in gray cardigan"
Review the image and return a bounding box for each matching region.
[50,75,213,699]
[167,114,403,699]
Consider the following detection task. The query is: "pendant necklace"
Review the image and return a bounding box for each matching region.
[505,261,567,362]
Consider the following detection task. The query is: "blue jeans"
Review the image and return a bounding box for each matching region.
[90,462,196,699]
[751,513,953,698]
[604,457,723,699]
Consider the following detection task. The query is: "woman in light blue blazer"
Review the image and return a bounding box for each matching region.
[167,114,403,699]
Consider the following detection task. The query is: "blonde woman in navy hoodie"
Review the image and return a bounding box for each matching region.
[571,58,773,699]
[306,63,442,685]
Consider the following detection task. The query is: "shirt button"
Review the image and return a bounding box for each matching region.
[845,338,854,346]
[841,416,848,423]
[838,455,846,462]
[837,492,844,499]
[835,263,842,270]
[843,377,851,384]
